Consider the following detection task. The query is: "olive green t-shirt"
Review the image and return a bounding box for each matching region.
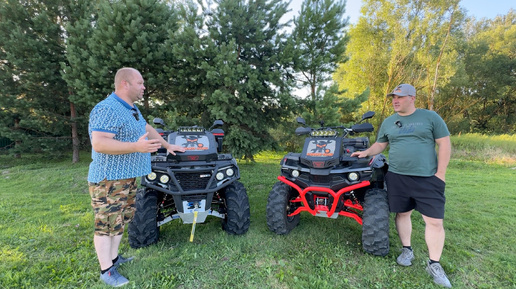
[376,109,450,177]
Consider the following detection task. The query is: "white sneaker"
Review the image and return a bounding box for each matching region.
[396,247,414,266]
[426,260,452,288]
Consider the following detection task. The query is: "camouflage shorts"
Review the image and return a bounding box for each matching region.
[88,178,137,236]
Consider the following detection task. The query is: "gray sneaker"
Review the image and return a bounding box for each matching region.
[426,261,452,288]
[113,255,134,268]
[100,266,129,287]
[396,247,415,266]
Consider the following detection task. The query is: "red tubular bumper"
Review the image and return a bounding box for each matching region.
[277,176,369,225]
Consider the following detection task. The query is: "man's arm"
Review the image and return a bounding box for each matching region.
[434,135,451,182]
[350,142,388,158]
[91,131,161,155]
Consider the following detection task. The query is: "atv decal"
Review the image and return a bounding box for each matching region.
[180,135,210,150]
[306,139,335,157]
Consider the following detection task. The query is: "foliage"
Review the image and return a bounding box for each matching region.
[291,0,348,102]
[335,0,466,128]
[272,0,363,148]
[440,10,516,134]
[1,0,514,162]
[198,0,296,161]
[64,0,180,112]
[0,1,77,157]
[450,133,516,165]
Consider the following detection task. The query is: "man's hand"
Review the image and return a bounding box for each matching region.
[134,132,162,153]
[434,172,446,183]
[166,143,186,155]
[351,151,368,158]
[350,142,388,159]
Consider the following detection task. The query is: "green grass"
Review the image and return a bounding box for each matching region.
[1,137,515,289]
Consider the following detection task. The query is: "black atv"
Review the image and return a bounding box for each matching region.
[128,119,251,248]
[266,111,390,256]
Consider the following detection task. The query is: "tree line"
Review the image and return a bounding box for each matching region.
[336,0,515,133]
[0,0,514,163]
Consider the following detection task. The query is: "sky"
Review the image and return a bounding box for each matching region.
[285,0,515,24]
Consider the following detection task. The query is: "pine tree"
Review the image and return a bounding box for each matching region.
[65,0,180,115]
[201,0,296,160]
[291,0,349,118]
[0,0,75,158]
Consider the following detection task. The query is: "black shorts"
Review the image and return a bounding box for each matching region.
[385,172,446,219]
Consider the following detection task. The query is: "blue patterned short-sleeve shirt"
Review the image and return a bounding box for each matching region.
[87,93,151,182]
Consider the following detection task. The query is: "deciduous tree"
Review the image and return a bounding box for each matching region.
[335,0,465,127]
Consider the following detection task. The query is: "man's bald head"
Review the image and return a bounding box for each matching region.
[114,67,139,90]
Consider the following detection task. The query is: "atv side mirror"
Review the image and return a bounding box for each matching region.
[295,127,312,136]
[209,119,224,130]
[153,118,165,126]
[361,111,375,120]
[296,117,306,126]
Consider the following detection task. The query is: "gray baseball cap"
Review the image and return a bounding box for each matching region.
[387,84,416,97]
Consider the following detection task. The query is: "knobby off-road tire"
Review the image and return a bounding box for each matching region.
[222,181,251,235]
[266,181,300,234]
[128,189,160,249]
[362,188,390,256]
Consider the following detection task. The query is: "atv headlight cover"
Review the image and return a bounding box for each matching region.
[226,168,234,176]
[216,172,225,180]
[147,172,157,181]
[348,172,359,182]
[159,174,170,183]
[291,170,300,177]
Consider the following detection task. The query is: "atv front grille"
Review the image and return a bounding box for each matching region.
[310,175,331,184]
[181,193,208,202]
[175,172,210,191]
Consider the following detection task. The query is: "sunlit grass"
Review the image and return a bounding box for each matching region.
[0,135,515,288]
[451,133,516,165]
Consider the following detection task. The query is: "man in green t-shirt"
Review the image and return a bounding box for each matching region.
[351,84,452,288]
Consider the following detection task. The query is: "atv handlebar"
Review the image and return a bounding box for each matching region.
[295,122,374,137]
[295,111,375,136]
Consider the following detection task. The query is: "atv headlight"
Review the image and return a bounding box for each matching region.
[216,172,225,181]
[147,172,157,181]
[226,168,234,177]
[159,174,170,183]
[311,130,337,137]
[348,172,359,182]
[291,170,300,177]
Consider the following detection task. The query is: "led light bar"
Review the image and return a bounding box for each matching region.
[310,130,337,137]
[178,127,205,133]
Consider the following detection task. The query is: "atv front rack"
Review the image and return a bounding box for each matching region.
[278,176,370,224]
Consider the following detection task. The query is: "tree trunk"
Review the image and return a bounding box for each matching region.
[14,118,21,159]
[429,5,457,111]
[70,101,80,163]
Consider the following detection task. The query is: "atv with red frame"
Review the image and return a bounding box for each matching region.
[266,111,390,256]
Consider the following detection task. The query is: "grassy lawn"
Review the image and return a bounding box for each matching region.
[1,143,515,288]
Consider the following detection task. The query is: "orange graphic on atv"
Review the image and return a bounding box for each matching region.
[311,140,331,154]
[306,140,334,157]
[182,136,208,150]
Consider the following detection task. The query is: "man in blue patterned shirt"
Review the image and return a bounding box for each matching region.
[88,67,185,287]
